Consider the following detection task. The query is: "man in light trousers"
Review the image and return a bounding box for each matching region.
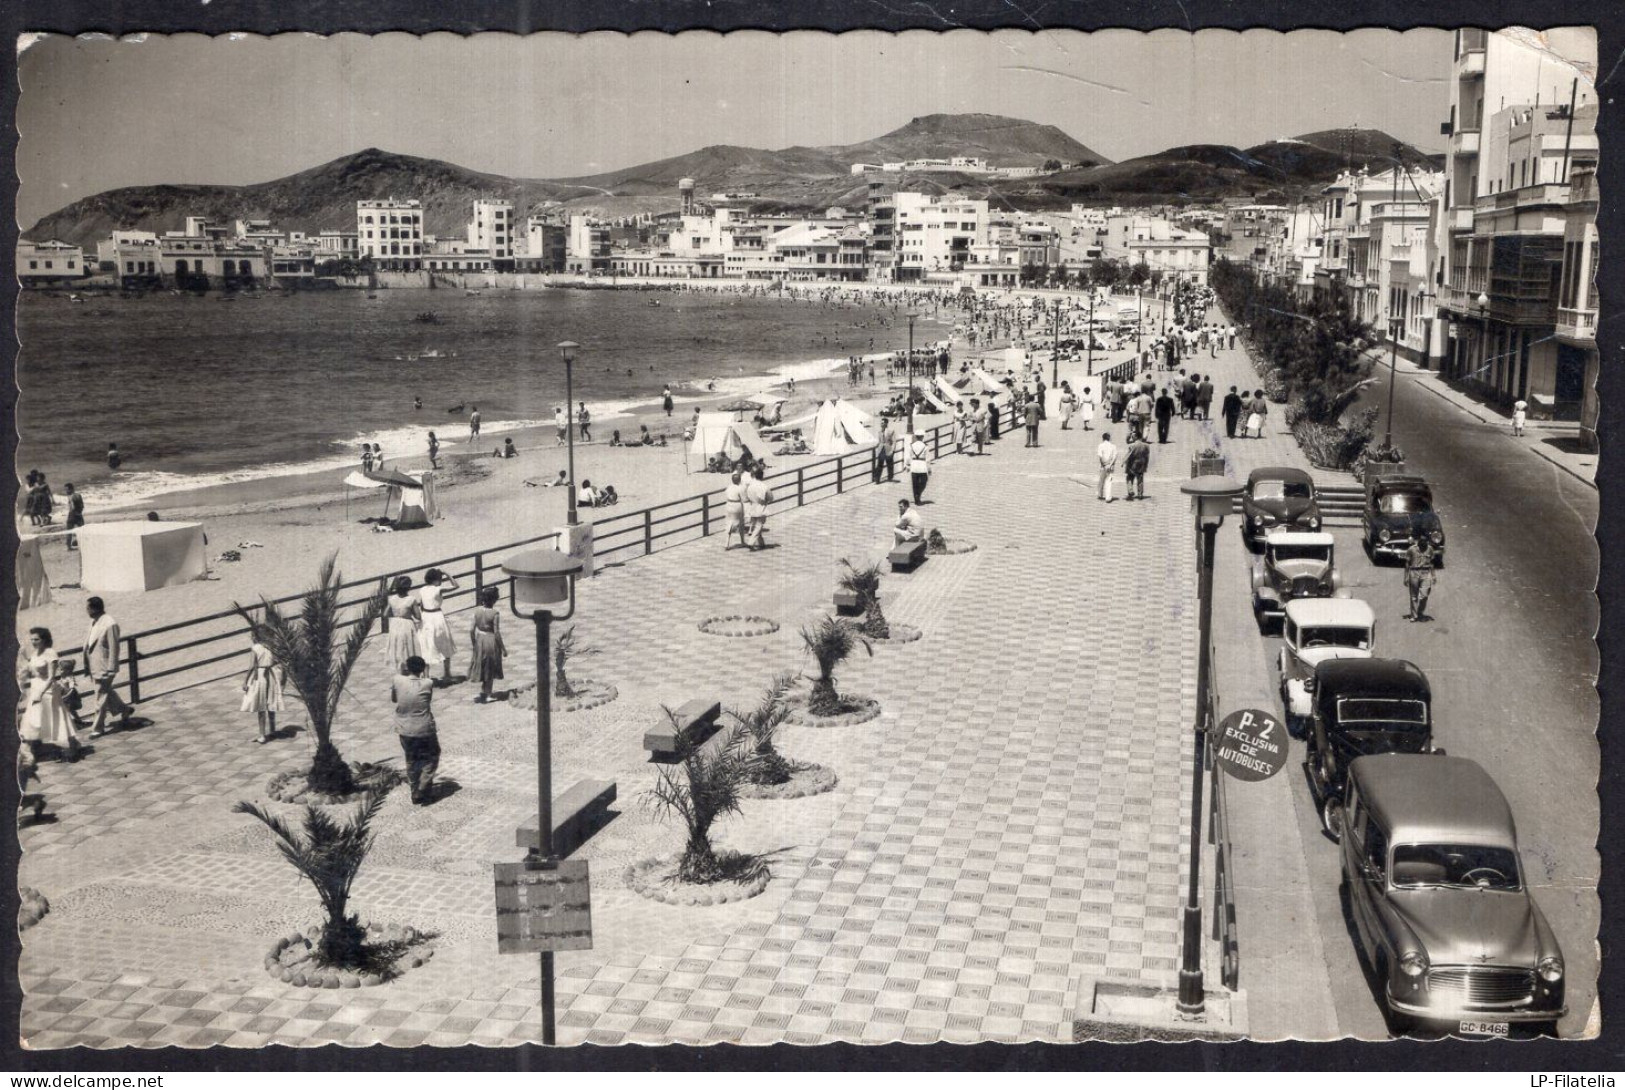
[1096,433,1119,503]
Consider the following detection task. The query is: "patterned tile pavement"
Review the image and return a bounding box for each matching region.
[14,334,1296,1050]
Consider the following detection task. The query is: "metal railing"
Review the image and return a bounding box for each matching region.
[107,395,1051,705]
[1204,631,1241,992]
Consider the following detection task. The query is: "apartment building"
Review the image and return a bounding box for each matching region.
[467,199,514,262]
[357,198,424,269]
[16,240,85,284]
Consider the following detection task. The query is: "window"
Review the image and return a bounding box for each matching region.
[1364,819,1389,880]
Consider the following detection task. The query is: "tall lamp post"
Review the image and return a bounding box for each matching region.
[905,309,920,436]
[1051,298,1061,388]
[1135,285,1144,357]
[1087,289,1096,376]
[557,342,580,526]
[1176,475,1244,1017]
[501,547,584,1046]
[1474,292,1491,387]
[1382,316,1402,449]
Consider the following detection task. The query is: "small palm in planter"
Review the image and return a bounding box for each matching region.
[643,715,757,884]
[234,554,387,797]
[800,615,873,717]
[553,625,598,698]
[234,792,402,974]
[733,673,797,786]
[838,559,889,639]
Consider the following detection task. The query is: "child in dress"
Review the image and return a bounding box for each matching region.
[240,631,285,744]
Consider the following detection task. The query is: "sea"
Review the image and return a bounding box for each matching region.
[16,285,952,511]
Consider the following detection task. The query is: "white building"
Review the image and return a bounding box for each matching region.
[96,230,159,269]
[356,198,424,269]
[16,239,85,283]
[892,192,990,282]
[467,199,514,260]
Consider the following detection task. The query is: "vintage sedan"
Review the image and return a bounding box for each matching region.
[1278,597,1376,723]
[1310,658,1436,840]
[1340,754,1566,1035]
[1241,466,1322,549]
[1252,530,1341,630]
[1363,474,1446,566]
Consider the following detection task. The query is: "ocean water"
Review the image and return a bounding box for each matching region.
[16,286,947,509]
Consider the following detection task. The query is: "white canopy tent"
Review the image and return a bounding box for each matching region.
[688,412,769,469]
[343,468,440,528]
[809,399,876,456]
[76,520,207,593]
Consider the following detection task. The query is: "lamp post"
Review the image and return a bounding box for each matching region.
[501,546,584,1046]
[1382,316,1402,449]
[1176,475,1244,1017]
[1087,289,1096,376]
[905,309,920,436]
[557,341,580,526]
[1475,291,1491,387]
[1135,285,1144,356]
[1051,298,1061,388]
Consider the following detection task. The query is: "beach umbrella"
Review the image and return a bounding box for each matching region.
[716,399,764,413]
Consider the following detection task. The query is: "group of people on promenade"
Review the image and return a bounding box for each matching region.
[17,597,136,778]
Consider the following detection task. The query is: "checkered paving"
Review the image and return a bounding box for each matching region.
[16,331,1281,1049]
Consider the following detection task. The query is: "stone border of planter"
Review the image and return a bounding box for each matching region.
[787,695,882,729]
[558,679,618,713]
[625,855,771,906]
[266,762,404,807]
[264,921,434,988]
[929,539,978,555]
[868,622,923,646]
[697,615,781,638]
[19,887,49,931]
[738,763,839,800]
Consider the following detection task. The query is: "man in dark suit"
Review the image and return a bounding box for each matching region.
[1221,386,1245,439]
[1154,388,1177,444]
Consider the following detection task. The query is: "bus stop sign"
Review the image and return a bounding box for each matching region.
[1213,708,1287,782]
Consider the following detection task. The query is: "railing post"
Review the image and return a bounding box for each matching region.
[126,637,141,704]
[836,457,844,494]
[797,467,805,507]
[932,427,940,459]
[474,551,485,594]
[701,493,711,537]
[643,509,653,555]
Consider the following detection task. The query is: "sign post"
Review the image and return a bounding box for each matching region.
[494,858,593,1046]
[1213,708,1287,782]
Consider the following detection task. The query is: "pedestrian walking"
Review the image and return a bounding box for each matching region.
[1197,375,1214,420]
[1512,398,1528,437]
[21,627,83,763]
[384,576,421,673]
[1180,376,1199,419]
[872,418,897,483]
[1244,389,1268,439]
[1078,386,1096,431]
[908,433,932,503]
[1024,399,1041,447]
[1128,389,1153,444]
[577,402,592,442]
[417,569,460,684]
[391,655,440,805]
[743,465,775,550]
[63,483,84,550]
[106,443,122,471]
[468,586,506,704]
[1035,379,1048,421]
[1124,435,1150,500]
[723,469,748,549]
[1227,324,1237,350]
[972,399,989,455]
[1096,433,1118,502]
[1059,384,1077,429]
[988,399,1002,441]
[1154,388,1176,444]
[83,597,132,736]
[427,431,441,469]
[1403,537,1438,621]
[1222,386,1244,439]
[240,631,285,744]
[554,405,568,445]
[469,406,482,442]
[662,385,674,417]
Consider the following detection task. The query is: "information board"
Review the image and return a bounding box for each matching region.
[1213,707,1287,782]
[494,859,593,954]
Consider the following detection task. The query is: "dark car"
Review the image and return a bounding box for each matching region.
[1311,658,1436,840]
[1241,466,1321,549]
[1251,530,1341,631]
[1363,474,1445,566]
[1340,755,1566,1036]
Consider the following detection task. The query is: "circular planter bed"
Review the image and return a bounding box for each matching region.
[625,853,771,906]
[928,539,978,555]
[19,887,49,931]
[865,622,922,646]
[698,615,781,638]
[264,920,436,988]
[511,679,619,713]
[267,762,404,807]
[738,762,839,800]
[788,694,882,729]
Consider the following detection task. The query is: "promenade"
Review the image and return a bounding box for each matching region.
[20,346,1222,1049]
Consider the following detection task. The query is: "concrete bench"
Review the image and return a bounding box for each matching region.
[889,539,927,573]
[834,588,862,616]
[514,778,617,858]
[644,698,723,761]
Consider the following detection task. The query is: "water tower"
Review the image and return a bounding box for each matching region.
[678,177,696,216]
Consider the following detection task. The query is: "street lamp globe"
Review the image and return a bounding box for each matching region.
[502,547,583,619]
[1475,292,1490,311]
[1180,475,1244,528]
[557,340,579,365]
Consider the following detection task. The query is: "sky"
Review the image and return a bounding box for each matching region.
[13,28,1476,227]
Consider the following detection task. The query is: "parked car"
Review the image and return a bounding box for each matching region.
[1251,529,1341,630]
[1339,754,1566,1035]
[1362,474,1445,567]
[1242,466,1322,549]
[1309,658,1436,840]
[1278,598,1376,723]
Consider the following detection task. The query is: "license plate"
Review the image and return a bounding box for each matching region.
[1458,1021,1509,1037]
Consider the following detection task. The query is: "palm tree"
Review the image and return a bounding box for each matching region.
[553,625,598,698]
[800,615,872,717]
[730,673,797,786]
[838,559,889,639]
[644,713,749,883]
[233,792,386,968]
[235,554,387,796]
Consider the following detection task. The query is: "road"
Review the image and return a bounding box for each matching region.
[1243,361,1599,1039]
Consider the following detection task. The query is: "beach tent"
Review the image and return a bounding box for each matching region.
[933,377,968,405]
[16,535,50,609]
[688,412,768,468]
[918,389,952,415]
[809,399,876,456]
[971,369,1012,400]
[342,468,439,528]
[77,520,207,594]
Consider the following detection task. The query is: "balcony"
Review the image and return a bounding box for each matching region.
[1451,207,1475,231]
[1450,128,1480,156]
[1458,48,1485,78]
[1476,183,1571,214]
[1556,306,1597,344]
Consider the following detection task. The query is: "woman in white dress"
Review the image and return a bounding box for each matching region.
[240,633,285,744]
[1078,385,1097,431]
[383,576,421,673]
[417,568,460,683]
[1511,399,1528,437]
[20,627,83,762]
